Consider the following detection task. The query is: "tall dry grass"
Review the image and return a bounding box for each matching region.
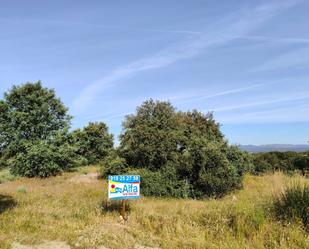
[0,168,307,249]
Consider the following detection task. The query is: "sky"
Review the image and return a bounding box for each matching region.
[0,0,309,145]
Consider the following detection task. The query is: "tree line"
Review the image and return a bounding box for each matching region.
[252,151,309,175]
[0,82,307,198]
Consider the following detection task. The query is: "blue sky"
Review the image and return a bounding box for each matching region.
[1,0,309,145]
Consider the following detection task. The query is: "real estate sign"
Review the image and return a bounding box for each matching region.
[108,175,140,200]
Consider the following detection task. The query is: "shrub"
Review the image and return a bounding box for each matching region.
[0,157,8,169]
[101,199,131,214]
[273,182,309,230]
[72,122,114,165]
[294,156,309,175]
[0,168,16,184]
[253,157,272,174]
[9,139,77,177]
[119,99,250,198]
[227,145,254,175]
[128,164,192,198]
[184,140,242,198]
[252,151,305,174]
[120,99,178,170]
[100,151,128,178]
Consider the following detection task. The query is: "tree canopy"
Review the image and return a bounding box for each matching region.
[72,122,114,165]
[117,99,252,198]
[0,82,76,177]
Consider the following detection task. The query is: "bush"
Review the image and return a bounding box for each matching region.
[100,151,128,178]
[252,151,306,174]
[9,139,77,177]
[183,140,243,198]
[0,168,16,184]
[119,99,251,198]
[101,199,131,214]
[227,145,254,175]
[294,156,309,175]
[128,164,192,198]
[120,99,178,170]
[72,122,114,165]
[0,157,8,169]
[273,182,309,230]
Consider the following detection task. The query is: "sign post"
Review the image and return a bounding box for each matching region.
[108,175,140,221]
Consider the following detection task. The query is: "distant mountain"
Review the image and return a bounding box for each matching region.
[239,144,309,153]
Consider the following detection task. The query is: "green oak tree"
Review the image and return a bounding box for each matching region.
[117,99,252,198]
[72,122,114,165]
[0,81,77,177]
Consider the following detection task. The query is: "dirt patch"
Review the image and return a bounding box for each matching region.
[134,245,161,249]
[12,241,71,249]
[69,173,99,184]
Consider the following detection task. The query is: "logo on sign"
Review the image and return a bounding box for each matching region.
[108,175,140,200]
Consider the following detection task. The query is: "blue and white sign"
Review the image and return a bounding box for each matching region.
[108,175,140,200]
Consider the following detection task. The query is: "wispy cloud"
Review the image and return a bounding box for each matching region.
[217,104,309,124]
[72,77,298,124]
[71,0,301,114]
[0,17,202,35]
[242,35,309,44]
[174,77,295,105]
[211,93,309,112]
[252,46,309,72]
[175,83,265,105]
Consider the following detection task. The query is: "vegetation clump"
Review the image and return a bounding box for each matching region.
[0,82,78,177]
[72,122,114,165]
[99,150,128,177]
[273,181,309,230]
[252,151,309,174]
[101,99,253,198]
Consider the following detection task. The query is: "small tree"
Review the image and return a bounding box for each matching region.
[0,81,76,177]
[294,156,309,176]
[120,99,178,170]
[118,99,250,198]
[72,122,114,165]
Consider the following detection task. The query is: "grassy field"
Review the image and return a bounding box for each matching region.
[0,167,308,249]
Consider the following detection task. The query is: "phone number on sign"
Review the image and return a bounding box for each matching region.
[109,175,140,182]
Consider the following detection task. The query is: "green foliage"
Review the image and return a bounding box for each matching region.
[0,168,16,184]
[294,155,309,175]
[0,82,70,147]
[252,151,309,174]
[9,139,77,177]
[0,82,77,177]
[119,99,251,198]
[120,100,178,170]
[227,145,254,175]
[72,122,114,165]
[182,140,243,198]
[128,165,192,198]
[100,151,128,178]
[0,157,8,169]
[273,182,309,230]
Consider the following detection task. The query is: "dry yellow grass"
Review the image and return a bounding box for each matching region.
[0,168,308,249]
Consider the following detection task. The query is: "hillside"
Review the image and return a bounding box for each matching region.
[240,144,309,153]
[0,167,308,249]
